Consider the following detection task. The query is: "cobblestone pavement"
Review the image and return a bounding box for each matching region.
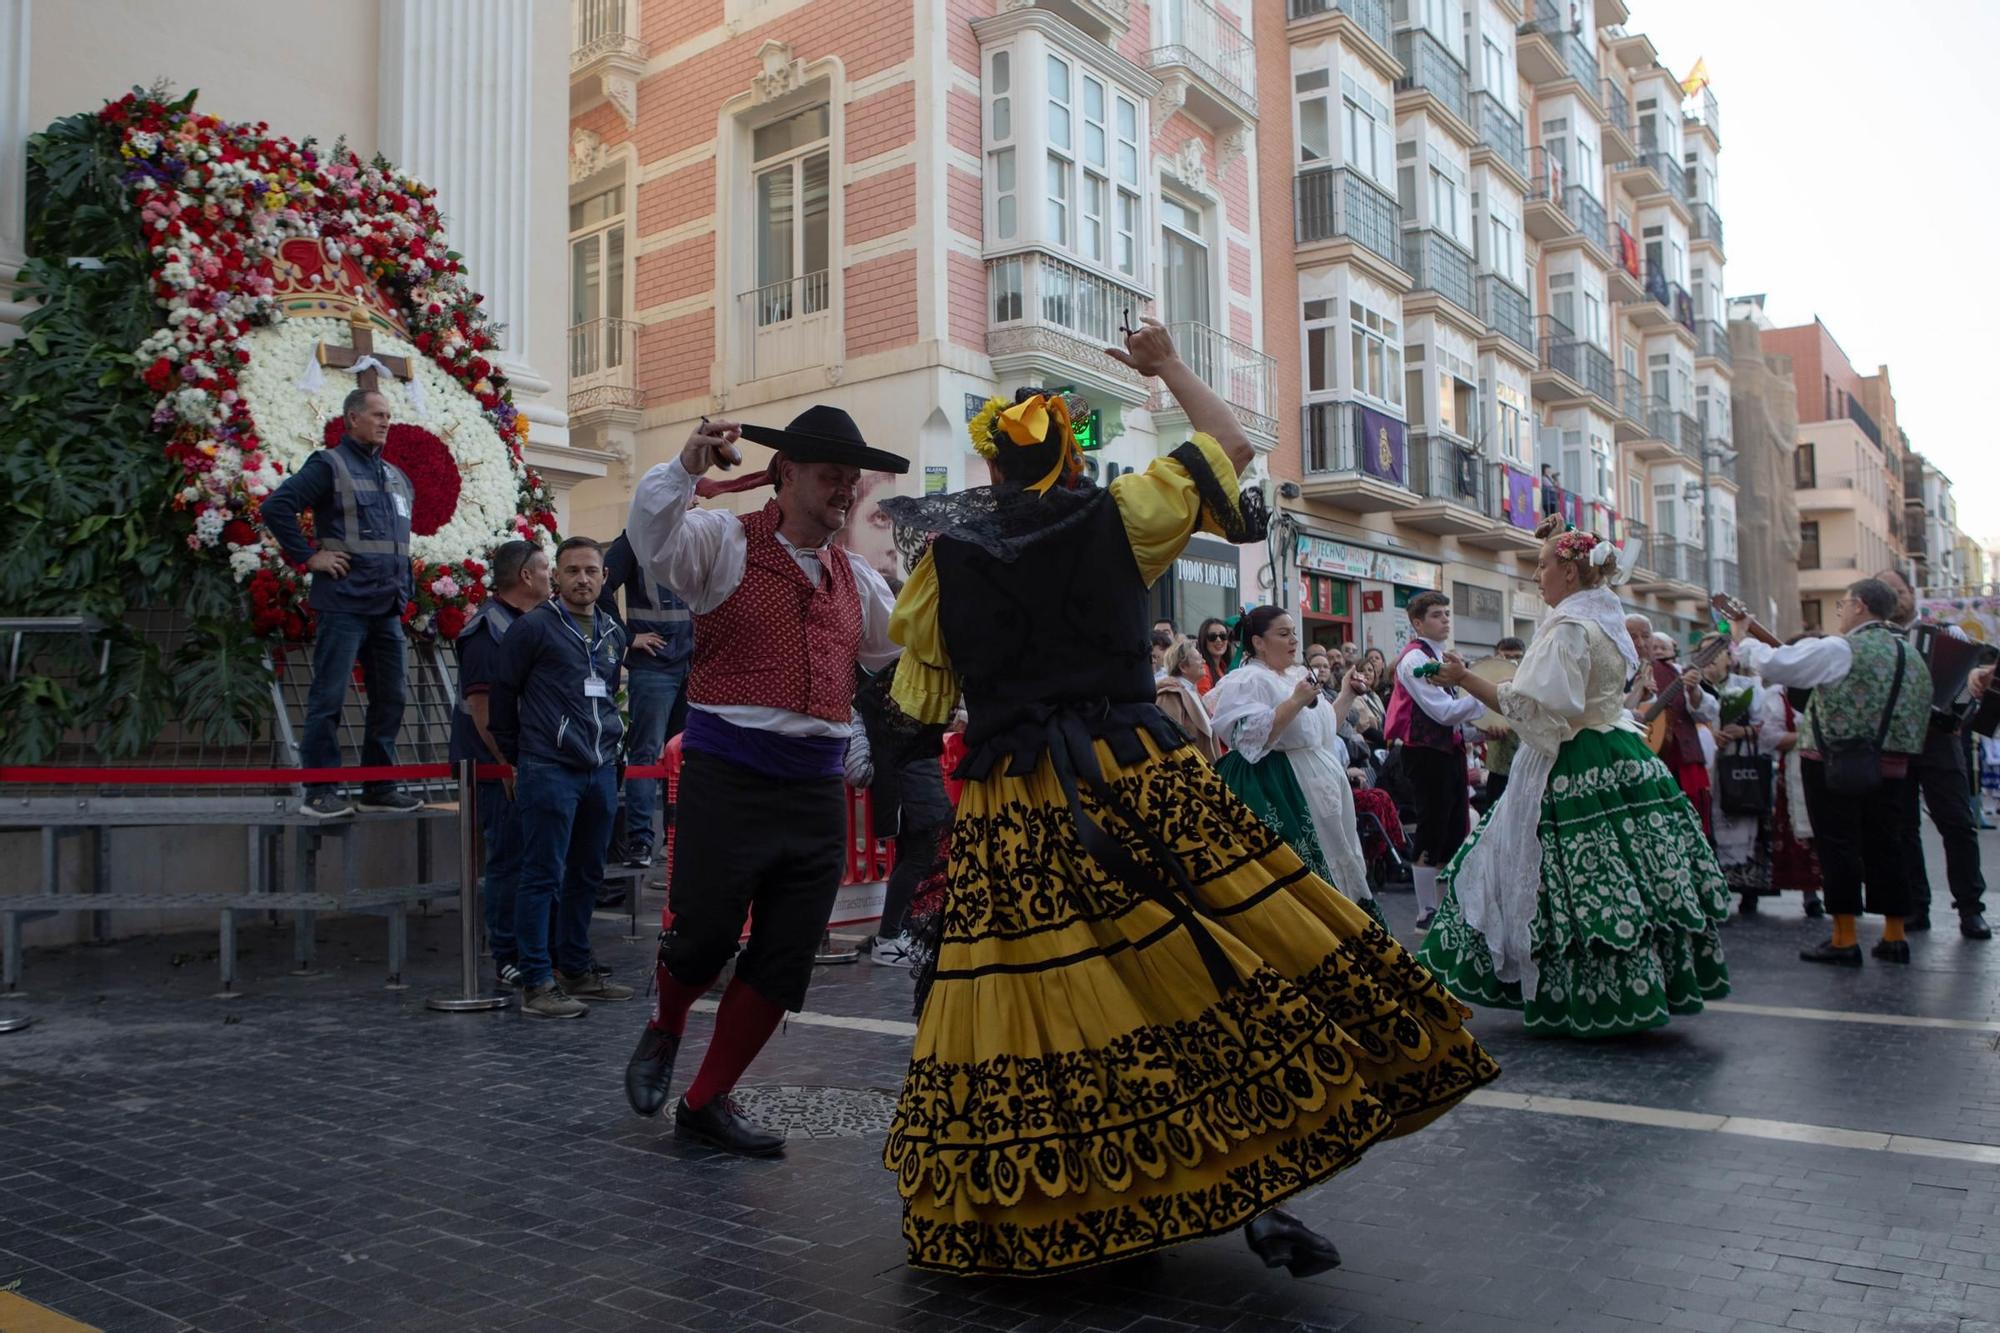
[3,824,2000,1333]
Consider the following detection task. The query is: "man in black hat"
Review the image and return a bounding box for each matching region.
[619,406,909,1155]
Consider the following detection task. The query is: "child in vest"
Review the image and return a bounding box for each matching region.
[1385,591,1486,928]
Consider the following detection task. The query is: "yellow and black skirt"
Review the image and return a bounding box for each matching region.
[884,733,1501,1276]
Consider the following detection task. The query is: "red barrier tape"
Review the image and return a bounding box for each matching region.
[1,762,675,785]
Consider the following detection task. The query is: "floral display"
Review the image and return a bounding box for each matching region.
[101,89,558,641]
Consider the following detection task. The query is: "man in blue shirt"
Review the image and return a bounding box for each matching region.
[490,536,637,1019]
[449,539,550,988]
[261,388,422,819]
[598,531,694,871]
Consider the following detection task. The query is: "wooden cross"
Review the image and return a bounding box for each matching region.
[316,311,412,393]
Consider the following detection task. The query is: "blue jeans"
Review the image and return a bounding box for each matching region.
[512,759,616,987]
[620,665,687,853]
[477,780,523,964]
[301,609,407,796]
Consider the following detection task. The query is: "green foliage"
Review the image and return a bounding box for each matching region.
[0,95,273,762]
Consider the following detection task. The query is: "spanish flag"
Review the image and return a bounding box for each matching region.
[1680,58,1710,98]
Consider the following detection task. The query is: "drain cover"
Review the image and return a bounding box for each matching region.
[729,1085,899,1139]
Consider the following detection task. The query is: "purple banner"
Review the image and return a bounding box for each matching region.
[1354,405,1406,486]
[1504,466,1537,530]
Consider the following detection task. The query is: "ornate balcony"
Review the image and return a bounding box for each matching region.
[1295,167,1406,277]
[1563,185,1608,262]
[1147,320,1277,443]
[985,252,1154,407]
[571,0,647,127]
[1578,342,1615,407]
[1626,260,1677,331]
[1531,313,1584,403]
[1148,0,1257,133]
[1394,27,1473,137]
[1472,92,1529,185]
[1613,370,1646,439]
[568,317,643,418]
[1462,460,1546,553]
[1476,273,1534,358]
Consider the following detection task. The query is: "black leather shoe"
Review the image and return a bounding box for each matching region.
[1962,913,1992,941]
[1799,940,1863,967]
[1738,894,1759,917]
[1905,916,1931,932]
[1870,939,1912,963]
[623,1027,680,1117]
[1244,1208,1342,1279]
[1802,895,1826,920]
[674,1095,785,1157]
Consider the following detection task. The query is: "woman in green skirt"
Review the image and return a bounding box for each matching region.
[1417,515,1730,1036]
[1206,606,1384,925]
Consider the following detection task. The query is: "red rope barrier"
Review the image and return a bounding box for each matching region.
[1,762,674,785]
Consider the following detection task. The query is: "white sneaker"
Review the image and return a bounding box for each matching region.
[870,933,915,967]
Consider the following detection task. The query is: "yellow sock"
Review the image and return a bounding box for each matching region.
[1831,915,1857,948]
[1883,917,1906,943]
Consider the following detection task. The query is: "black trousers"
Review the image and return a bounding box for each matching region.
[1801,758,1912,918]
[1403,745,1470,865]
[1901,723,1987,920]
[663,750,848,1011]
[877,754,952,938]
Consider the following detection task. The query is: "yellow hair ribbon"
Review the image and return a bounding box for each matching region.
[997,393,1071,447]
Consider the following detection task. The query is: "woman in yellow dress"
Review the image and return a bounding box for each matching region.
[877,321,1499,1278]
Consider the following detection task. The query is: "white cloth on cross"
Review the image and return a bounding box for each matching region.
[293,348,425,418]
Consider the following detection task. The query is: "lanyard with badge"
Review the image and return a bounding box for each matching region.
[557,604,612,699]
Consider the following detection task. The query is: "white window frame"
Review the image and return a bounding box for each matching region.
[985,49,1018,241]
[749,104,832,324]
[1349,297,1405,410]
[1341,74,1393,187]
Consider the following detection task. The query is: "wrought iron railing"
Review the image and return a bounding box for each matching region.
[1537,313,1582,387]
[1609,221,1641,281]
[1617,370,1645,427]
[1394,27,1471,126]
[567,316,642,412]
[736,269,833,381]
[1697,320,1732,366]
[985,252,1147,351]
[1521,0,1599,90]
[1408,434,1489,509]
[1526,145,1567,220]
[1564,186,1607,256]
[1671,281,1695,333]
[1578,343,1615,405]
[1691,201,1724,251]
[1148,0,1254,115]
[1288,0,1391,52]
[1403,228,1475,314]
[1473,92,1528,180]
[1302,400,1408,484]
[1476,273,1533,353]
[1150,320,1277,428]
[1617,151,1685,204]
[1644,259,1670,308]
[1687,86,1721,142]
[1846,397,1883,448]
[1295,167,1404,269]
[1602,78,1632,140]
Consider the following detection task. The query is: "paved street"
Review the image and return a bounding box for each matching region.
[3,823,1999,1333]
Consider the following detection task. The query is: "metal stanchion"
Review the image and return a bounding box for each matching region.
[427,759,511,1013]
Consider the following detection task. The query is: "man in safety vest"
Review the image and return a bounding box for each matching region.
[263,387,423,820]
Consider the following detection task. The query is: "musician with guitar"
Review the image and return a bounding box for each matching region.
[1638,633,1723,836]
[1724,578,1933,965]
[1877,568,1991,941]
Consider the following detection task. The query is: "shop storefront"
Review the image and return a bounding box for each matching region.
[1152,535,1243,634]
[1295,533,1443,655]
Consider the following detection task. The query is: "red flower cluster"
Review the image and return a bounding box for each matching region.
[105,89,556,644]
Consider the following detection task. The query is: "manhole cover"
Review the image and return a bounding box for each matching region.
[729,1085,898,1139]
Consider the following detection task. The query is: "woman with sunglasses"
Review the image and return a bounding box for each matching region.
[1194,616,1234,695]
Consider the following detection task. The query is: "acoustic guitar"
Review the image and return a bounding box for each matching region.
[1638,593,1777,753]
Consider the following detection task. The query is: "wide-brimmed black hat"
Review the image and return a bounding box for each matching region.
[738,405,909,473]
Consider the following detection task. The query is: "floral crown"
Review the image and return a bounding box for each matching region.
[967,390,1088,493]
[1550,523,1630,581]
[1551,528,1600,562]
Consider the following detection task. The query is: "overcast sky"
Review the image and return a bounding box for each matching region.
[1630,0,1998,543]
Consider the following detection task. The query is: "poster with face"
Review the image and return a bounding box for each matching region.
[839,471,903,584]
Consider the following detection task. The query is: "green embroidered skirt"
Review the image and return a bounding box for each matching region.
[1215,749,1388,928]
[1416,727,1730,1037]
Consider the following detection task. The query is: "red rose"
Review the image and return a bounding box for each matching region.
[468,356,489,379]
[434,606,466,639]
[221,519,256,547]
[536,510,558,533]
[143,357,175,392]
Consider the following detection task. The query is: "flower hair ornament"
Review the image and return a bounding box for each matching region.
[1551,524,1636,586]
[967,390,1088,494]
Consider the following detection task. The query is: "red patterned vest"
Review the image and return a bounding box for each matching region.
[1384,638,1464,753]
[685,501,863,723]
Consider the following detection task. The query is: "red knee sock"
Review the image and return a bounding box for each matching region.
[650,965,713,1037]
[682,977,787,1111]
